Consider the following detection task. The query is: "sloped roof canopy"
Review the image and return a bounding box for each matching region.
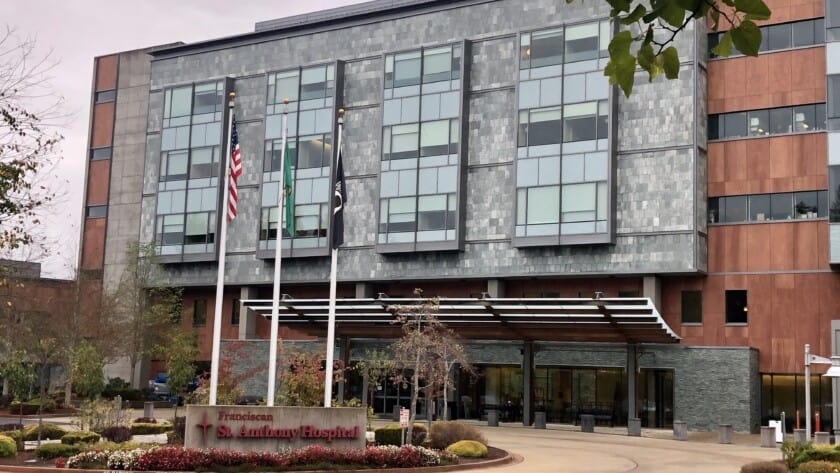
[241,297,680,344]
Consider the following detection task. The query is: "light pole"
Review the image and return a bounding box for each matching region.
[804,344,840,438]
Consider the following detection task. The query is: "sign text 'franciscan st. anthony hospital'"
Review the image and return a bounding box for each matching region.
[185,405,367,451]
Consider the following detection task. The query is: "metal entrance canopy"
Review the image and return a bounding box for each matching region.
[241,297,680,344]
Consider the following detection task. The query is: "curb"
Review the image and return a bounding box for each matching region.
[0,450,517,473]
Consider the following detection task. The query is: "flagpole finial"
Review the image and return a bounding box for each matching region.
[338,108,345,118]
[283,98,289,105]
[228,92,236,109]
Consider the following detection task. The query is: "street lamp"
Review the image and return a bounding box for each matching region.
[804,344,840,438]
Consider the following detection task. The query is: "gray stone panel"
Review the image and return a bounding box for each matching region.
[141,0,703,287]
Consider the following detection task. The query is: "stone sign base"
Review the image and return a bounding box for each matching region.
[185,405,366,451]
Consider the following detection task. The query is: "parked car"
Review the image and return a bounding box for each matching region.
[148,373,199,405]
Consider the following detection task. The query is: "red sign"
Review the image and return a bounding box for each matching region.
[197,416,360,444]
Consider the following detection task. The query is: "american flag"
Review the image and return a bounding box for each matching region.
[227,117,242,221]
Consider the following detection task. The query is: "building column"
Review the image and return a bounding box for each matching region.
[832,320,840,431]
[642,276,661,312]
[627,343,638,423]
[238,286,258,340]
[522,341,534,426]
[487,279,505,298]
[337,337,351,403]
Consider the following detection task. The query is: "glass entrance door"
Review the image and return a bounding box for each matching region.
[638,369,674,428]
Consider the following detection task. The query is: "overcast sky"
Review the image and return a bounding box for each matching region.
[3,0,365,278]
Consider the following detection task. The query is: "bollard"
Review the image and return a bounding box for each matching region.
[487,409,499,427]
[627,418,641,437]
[673,421,688,441]
[814,431,830,445]
[794,429,807,443]
[718,424,733,444]
[580,414,595,433]
[534,411,546,429]
[144,401,155,420]
[760,426,776,448]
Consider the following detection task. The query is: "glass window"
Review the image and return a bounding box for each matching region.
[723,195,746,223]
[563,103,597,143]
[793,104,816,132]
[528,107,563,146]
[418,195,448,230]
[95,89,116,103]
[830,166,840,222]
[420,120,450,157]
[794,191,819,218]
[748,110,769,136]
[769,107,793,134]
[819,189,829,218]
[564,23,599,63]
[297,134,329,168]
[301,66,327,100]
[816,103,826,130]
[520,33,531,70]
[770,193,793,220]
[725,290,748,324]
[708,197,721,223]
[531,28,565,68]
[193,299,207,326]
[723,112,747,138]
[193,83,221,115]
[271,71,299,104]
[681,291,702,324]
[527,186,560,224]
[792,20,815,47]
[168,86,192,118]
[766,23,792,50]
[90,147,111,160]
[390,124,419,160]
[86,205,107,218]
[829,76,840,119]
[394,52,421,88]
[562,183,596,221]
[423,47,451,83]
[708,115,720,140]
[815,18,826,44]
[231,298,240,325]
[749,194,770,221]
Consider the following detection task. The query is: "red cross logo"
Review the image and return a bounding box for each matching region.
[196,412,213,445]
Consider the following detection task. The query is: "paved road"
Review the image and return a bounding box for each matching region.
[475,425,782,473]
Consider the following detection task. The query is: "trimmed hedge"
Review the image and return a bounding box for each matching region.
[374,423,427,446]
[8,399,55,415]
[35,443,81,460]
[739,460,787,473]
[101,426,132,443]
[61,431,101,445]
[130,422,172,435]
[428,421,487,450]
[446,440,488,458]
[22,423,67,441]
[796,461,840,473]
[0,435,16,458]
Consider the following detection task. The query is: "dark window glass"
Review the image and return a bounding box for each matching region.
[563,116,596,143]
[816,103,827,130]
[815,18,826,43]
[452,46,462,80]
[231,298,240,325]
[828,76,840,119]
[749,194,770,221]
[830,166,840,222]
[86,205,107,218]
[767,23,792,50]
[530,30,565,68]
[297,135,329,168]
[829,2,840,29]
[529,114,563,146]
[565,36,598,63]
[725,289,748,324]
[193,86,221,115]
[90,147,111,160]
[792,20,815,46]
[793,104,816,132]
[193,299,207,326]
[708,33,720,58]
[708,197,721,223]
[95,89,116,103]
[723,196,747,223]
[819,190,829,218]
[770,192,793,220]
[794,191,819,218]
[681,291,702,324]
[708,114,720,140]
[723,112,747,138]
[769,107,793,134]
[748,109,769,136]
[264,140,297,173]
[596,106,608,140]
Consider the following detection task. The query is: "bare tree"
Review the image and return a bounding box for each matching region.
[390,289,473,442]
[0,26,66,252]
[110,242,181,387]
[354,349,394,411]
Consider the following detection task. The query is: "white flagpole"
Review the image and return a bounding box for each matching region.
[324,109,344,408]
[267,100,289,406]
[209,91,236,406]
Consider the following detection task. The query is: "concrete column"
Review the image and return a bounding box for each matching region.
[238,286,259,340]
[642,276,661,312]
[355,283,373,299]
[337,337,351,403]
[832,320,840,431]
[522,341,534,426]
[487,279,505,298]
[627,343,637,423]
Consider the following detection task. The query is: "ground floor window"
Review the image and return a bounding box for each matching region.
[761,373,833,432]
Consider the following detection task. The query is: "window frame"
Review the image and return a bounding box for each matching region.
[725,289,748,325]
[680,290,703,325]
[193,299,207,326]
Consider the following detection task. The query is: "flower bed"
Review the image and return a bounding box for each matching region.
[66,444,458,470]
